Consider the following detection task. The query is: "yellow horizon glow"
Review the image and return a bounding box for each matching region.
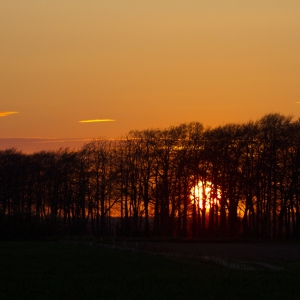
[79,119,115,123]
[0,111,19,117]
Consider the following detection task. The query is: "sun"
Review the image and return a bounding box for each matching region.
[190,181,220,211]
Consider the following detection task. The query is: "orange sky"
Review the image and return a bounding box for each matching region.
[1,1,300,152]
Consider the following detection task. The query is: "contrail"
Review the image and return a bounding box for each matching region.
[0,111,19,117]
[79,119,115,123]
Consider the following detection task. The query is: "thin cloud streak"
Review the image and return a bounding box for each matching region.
[79,119,115,123]
[0,111,19,117]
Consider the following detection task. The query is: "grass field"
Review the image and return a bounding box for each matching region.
[0,241,300,300]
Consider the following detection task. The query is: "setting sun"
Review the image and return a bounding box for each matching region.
[191,181,221,211]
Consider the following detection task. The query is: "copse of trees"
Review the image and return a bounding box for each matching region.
[1,113,300,240]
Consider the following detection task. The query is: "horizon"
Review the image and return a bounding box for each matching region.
[1,112,298,153]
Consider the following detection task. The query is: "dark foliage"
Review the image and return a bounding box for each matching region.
[1,113,300,239]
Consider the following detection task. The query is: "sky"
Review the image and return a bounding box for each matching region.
[1,1,300,152]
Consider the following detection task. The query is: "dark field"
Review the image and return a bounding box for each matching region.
[123,240,300,261]
[0,241,300,300]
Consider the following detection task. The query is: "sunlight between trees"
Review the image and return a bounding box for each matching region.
[0,113,299,239]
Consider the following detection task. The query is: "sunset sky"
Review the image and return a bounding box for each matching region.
[1,1,300,152]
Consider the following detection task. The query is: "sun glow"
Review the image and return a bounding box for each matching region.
[190,181,221,211]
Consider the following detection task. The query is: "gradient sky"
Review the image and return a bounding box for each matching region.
[1,1,300,151]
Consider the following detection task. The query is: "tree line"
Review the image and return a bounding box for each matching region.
[1,113,300,239]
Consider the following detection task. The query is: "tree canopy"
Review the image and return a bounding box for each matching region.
[1,113,300,240]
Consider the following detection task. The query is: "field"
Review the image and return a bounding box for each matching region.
[0,240,300,299]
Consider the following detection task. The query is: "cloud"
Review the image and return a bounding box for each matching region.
[0,111,19,117]
[79,119,115,123]
[295,102,300,104]
[37,138,93,143]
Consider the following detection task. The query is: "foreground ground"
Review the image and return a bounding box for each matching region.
[0,241,300,299]
[122,239,300,262]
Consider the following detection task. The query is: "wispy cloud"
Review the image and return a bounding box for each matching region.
[79,119,115,123]
[0,111,19,117]
[37,138,93,143]
[295,102,300,104]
